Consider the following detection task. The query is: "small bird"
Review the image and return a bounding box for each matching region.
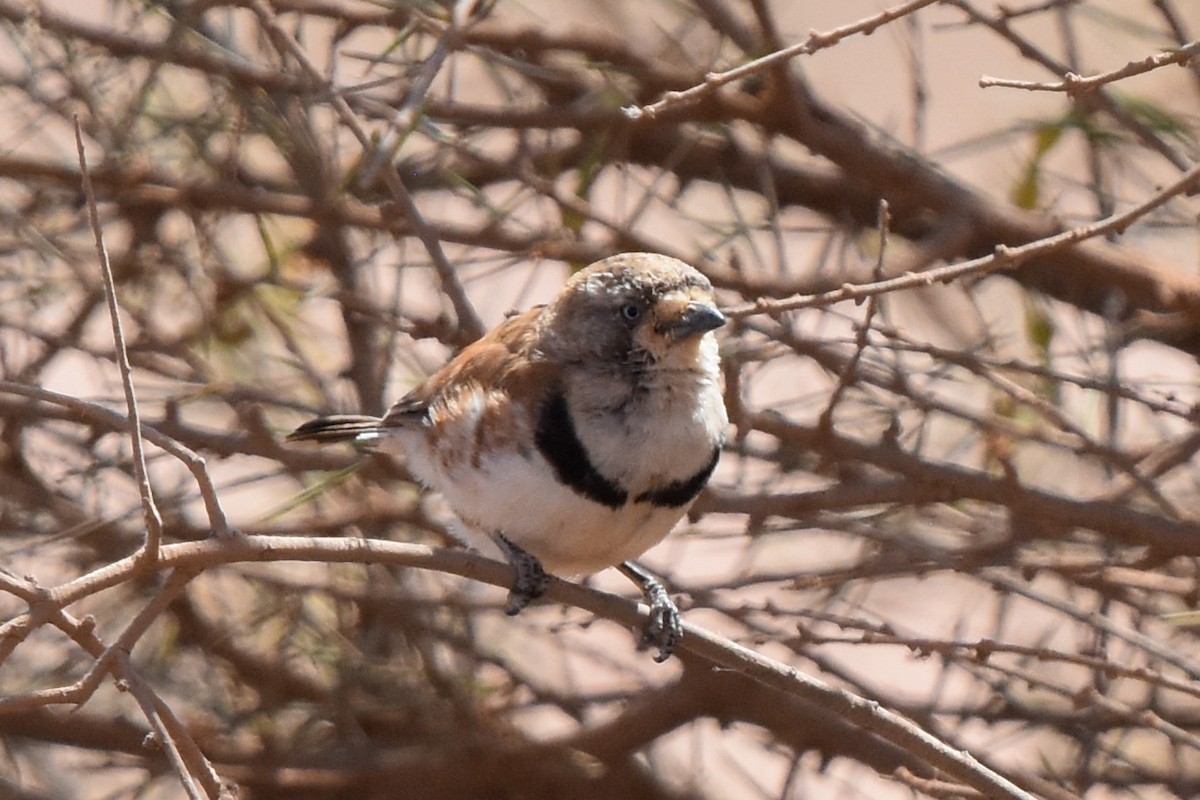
[287,252,727,661]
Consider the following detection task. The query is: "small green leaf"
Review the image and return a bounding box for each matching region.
[1112,92,1195,145]
[1024,300,1055,361]
[261,464,364,522]
[1011,122,1065,209]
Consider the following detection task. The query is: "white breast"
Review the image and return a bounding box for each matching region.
[571,337,726,495]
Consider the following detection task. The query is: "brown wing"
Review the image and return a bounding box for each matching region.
[288,307,550,445]
[379,306,551,428]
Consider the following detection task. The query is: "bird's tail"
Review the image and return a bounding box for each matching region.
[286,415,383,444]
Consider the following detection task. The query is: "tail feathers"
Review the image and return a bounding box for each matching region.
[286,414,384,444]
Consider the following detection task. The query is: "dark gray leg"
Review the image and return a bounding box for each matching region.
[618,561,683,662]
[494,534,549,615]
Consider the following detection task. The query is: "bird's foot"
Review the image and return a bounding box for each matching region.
[494,534,549,615]
[619,561,683,662]
[640,578,683,663]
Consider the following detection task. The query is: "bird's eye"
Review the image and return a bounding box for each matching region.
[620,303,641,321]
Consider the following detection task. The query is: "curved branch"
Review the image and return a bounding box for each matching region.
[0,535,1042,800]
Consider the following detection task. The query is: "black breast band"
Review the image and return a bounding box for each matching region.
[534,391,628,509]
[535,391,720,511]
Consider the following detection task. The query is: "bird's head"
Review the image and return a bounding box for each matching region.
[543,253,724,371]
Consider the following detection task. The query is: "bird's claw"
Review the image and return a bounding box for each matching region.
[618,561,684,661]
[495,534,549,616]
[641,589,683,662]
[504,581,546,616]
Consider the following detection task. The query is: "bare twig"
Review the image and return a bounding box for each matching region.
[723,158,1200,319]
[117,647,223,800]
[947,0,1191,170]
[357,0,487,188]
[0,569,221,797]
[624,0,941,120]
[817,199,890,431]
[73,116,164,563]
[980,39,1200,95]
[248,0,485,341]
[0,382,233,536]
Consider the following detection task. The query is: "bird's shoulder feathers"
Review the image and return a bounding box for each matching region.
[380,305,552,428]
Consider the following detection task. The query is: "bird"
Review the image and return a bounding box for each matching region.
[286,252,728,661]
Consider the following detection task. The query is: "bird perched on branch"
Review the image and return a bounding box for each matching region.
[287,252,727,661]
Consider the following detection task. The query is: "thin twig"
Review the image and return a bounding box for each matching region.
[624,0,941,120]
[795,627,1200,703]
[116,648,220,800]
[817,199,889,431]
[0,569,192,706]
[947,0,1190,170]
[984,571,1200,681]
[80,570,200,709]
[0,381,233,536]
[73,116,164,564]
[980,39,1200,95]
[248,0,485,340]
[722,158,1200,319]
[357,0,485,188]
[0,569,219,797]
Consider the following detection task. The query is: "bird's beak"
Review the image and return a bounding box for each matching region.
[657,301,726,340]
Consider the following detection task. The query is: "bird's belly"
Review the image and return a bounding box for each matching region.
[436,448,689,575]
